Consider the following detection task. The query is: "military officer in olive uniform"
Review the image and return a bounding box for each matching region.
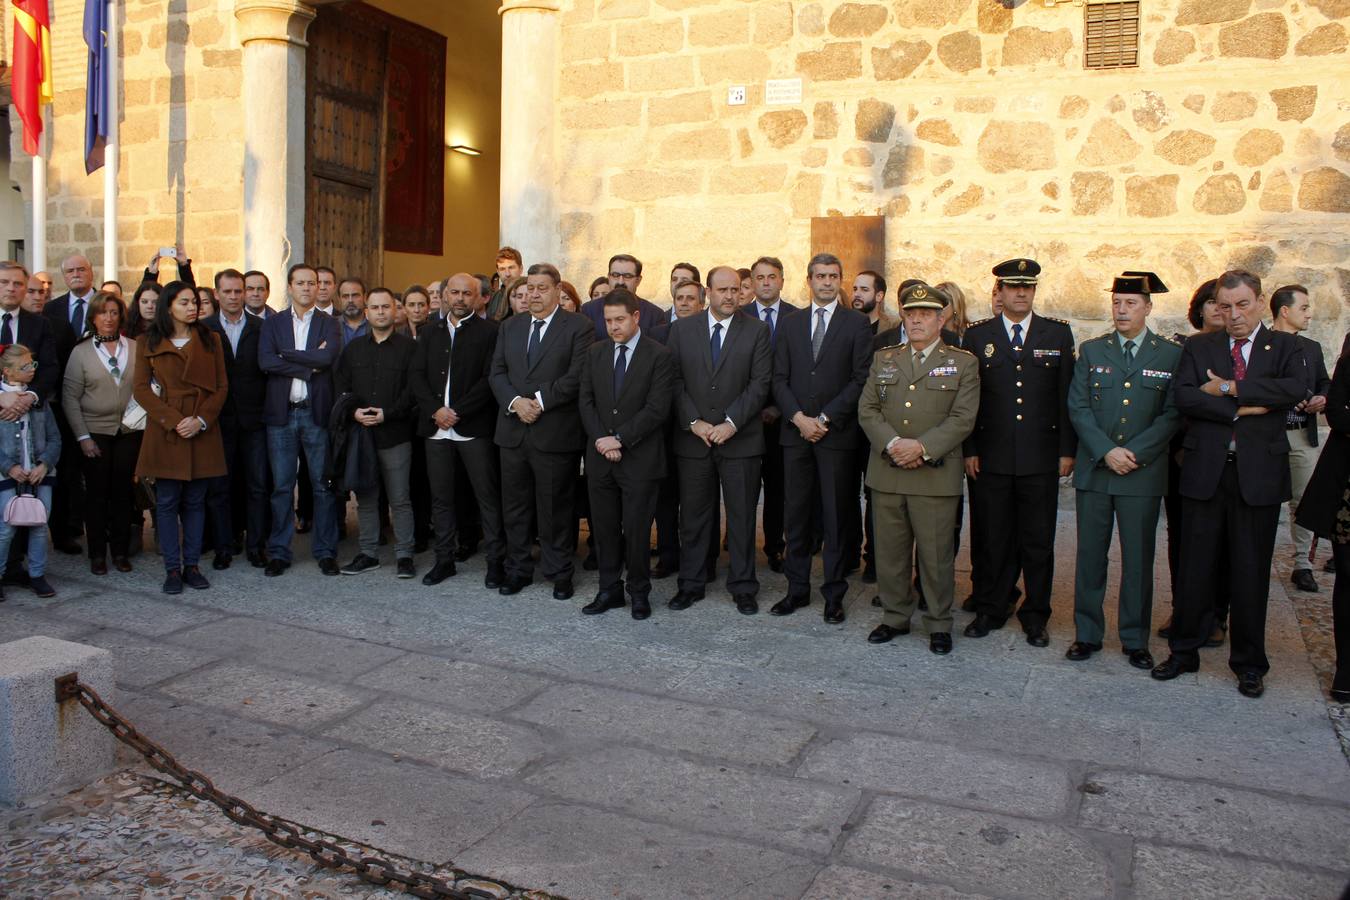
[962,258,1077,647]
[1066,273,1182,669]
[858,283,980,654]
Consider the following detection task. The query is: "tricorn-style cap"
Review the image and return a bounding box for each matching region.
[900,282,949,310]
[1113,270,1168,294]
[992,258,1040,285]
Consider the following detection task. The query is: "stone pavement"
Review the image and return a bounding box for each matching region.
[1,501,1348,899]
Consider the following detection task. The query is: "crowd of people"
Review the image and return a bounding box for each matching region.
[0,245,1344,704]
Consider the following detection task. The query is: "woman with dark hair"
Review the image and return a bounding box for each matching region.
[588,276,611,301]
[195,286,217,319]
[63,292,142,574]
[1183,277,1222,335]
[133,280,228,594]
[503,276,529,318]
[1296,347,1350,702]
[558,280,582,314]
[125,282,159,338]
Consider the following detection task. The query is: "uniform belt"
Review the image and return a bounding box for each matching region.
[288,400,310,410]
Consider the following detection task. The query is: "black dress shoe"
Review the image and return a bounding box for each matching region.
[485,561,506,589]
[1124,648,1155,670]
[1236,670,1265,698]
[263,559,290,577]
[734,593,758,615]
[1150,654,1200,680]
[963,614,995,638]
[868,623,909,644]
[666,591,703,611]
[1291,568,1319,592]
[1157,617,1173,639]
[247,550,267,568]
[553,579,575,600]
[766,551,783,573]
[90,557,108,576]
[212,553,232,571]
[1025,626,1049,648]
[930,632,953,655]
[769,595,809,616]
[1066,641,1101,661]
[823,600,845,624]
[1204,622,1227,648]
[499,575,532,595]
[1330,686,1350,703]
[422,561,457,585]
[631,598,651,620]
[582,553,599,571]
[870,595,881,607]
[319,558,340,576]
[582,592,624,615]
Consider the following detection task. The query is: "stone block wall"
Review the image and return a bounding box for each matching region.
[10,0,244,286]
[554,0,1350,350]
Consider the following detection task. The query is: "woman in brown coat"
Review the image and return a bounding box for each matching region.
[133,280,228,595]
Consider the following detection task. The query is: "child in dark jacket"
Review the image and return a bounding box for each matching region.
[0,343,61,599]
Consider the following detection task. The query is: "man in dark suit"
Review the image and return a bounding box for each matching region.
[578,253,670,340]
[962,258,1077,647]
[578,287,676,620]
[203,269,269,568]
[1153,269,1310,698]
[42,253,98,553]
[769,253,872,624]
[257,263,343,576]
[489,262,595,599]
[742,255,801,574]
[410,273,505,588]
[665,265,772,614]
[243,270,276,319]
[1269,284,1331,592]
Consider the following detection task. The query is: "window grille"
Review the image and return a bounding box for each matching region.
[1084,1,1140,69]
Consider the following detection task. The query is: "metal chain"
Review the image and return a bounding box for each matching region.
[57,676,504,900]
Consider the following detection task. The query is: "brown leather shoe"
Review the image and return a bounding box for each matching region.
[90,557,108,576]
[111,556,133,573]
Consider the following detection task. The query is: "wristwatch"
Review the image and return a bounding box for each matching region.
[816,413,830,426]
[1220,381,1231,395]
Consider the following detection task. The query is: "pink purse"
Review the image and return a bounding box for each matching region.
[4,487,47,527]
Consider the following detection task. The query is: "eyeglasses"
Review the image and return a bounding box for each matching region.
[14,362,37,372]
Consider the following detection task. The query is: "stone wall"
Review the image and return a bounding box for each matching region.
[554,0,1350,350]
[11,0,246,287]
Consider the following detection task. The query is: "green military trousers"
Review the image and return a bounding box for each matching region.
[1072,489,1162,649]
[873,490,960,634]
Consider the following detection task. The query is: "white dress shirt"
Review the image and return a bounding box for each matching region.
[809,299,838,342]
[433,317,472,442]
[289,307,315,403]
[511,305,560,414]
[1002,312,1034,346]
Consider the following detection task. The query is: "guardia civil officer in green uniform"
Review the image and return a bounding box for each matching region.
[858,283,980,654]
[1066,272,1182,669]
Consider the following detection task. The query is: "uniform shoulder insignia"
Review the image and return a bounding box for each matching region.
[947,345,975,356]
[879,349,896,362]
[968,316,993,328]
[1042,315,1069,325]
[1162,334,1182,346]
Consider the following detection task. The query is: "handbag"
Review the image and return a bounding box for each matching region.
[121,376,160,432]
[4,484,47,527]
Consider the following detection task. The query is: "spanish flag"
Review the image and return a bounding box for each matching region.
[12,0,54,157]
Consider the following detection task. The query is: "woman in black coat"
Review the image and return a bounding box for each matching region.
[1296,349,1350,702]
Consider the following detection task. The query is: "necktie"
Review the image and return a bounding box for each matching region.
[526,318,544,368]
[614,344,628,397]
[1123,339,1135,366]
[0,313,12,345]
[1011,322,1023,351]
[710,322,723,368]
[763,306,775,343]
[812,308,827,360]
[1231,338,1248,381]
[71,297,85,334]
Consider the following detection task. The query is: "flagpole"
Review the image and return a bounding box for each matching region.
[32,152,47,275]
[102,0,119,282]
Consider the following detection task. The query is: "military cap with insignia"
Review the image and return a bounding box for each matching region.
[992,258,1040,285]
[1112,270,1168,294]
[900,282,950,310]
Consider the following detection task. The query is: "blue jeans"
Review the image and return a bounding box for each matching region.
[267,409,337,561]
[0,484,52,577]
[155,478,209,573]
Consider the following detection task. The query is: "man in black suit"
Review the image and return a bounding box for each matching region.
[962,258,1077,647]
[578,254,670,340]
[769,253,872,624]
[1153,269,1310,698]
[742,255,800,574]
[42,253,97,554]
[578,288,675,620]
[410,273,505,588]
[489,262,595,599]
[203,269,269,568]
[666,265,772,614]
[243,270,276,319]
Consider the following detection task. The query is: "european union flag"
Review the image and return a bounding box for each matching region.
[83,0,109,174]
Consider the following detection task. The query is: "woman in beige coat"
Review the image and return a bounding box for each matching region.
[63,292,142,574]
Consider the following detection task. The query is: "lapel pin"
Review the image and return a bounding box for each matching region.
[1264,344,1271,351]
[984,344,994,358]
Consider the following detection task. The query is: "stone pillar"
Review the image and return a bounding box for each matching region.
[499,1,560,267]
[235,0,317,301]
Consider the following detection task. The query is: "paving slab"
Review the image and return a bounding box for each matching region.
[452,627,706,692]
[42,592,228,637]
[513,682,818,766]
[841,796,1119,900]
[797,731,1076,819]
[77,626,219,689]
[245,748,537,864]
[165,617,407,682]
[321,697,547,779]
[0,603,100,642]
[158,662,373,731]
[453,800,822,900]
[1130,842,1347,900]
[1078,770,1350,871]
[800,864,994,899]
[524,746,860,854]
[353,653,553,714]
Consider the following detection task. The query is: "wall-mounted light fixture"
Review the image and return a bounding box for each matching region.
[449,144,482,156]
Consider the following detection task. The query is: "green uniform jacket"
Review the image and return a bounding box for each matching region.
[859,341,980,496]
[1067,329,1182,497]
